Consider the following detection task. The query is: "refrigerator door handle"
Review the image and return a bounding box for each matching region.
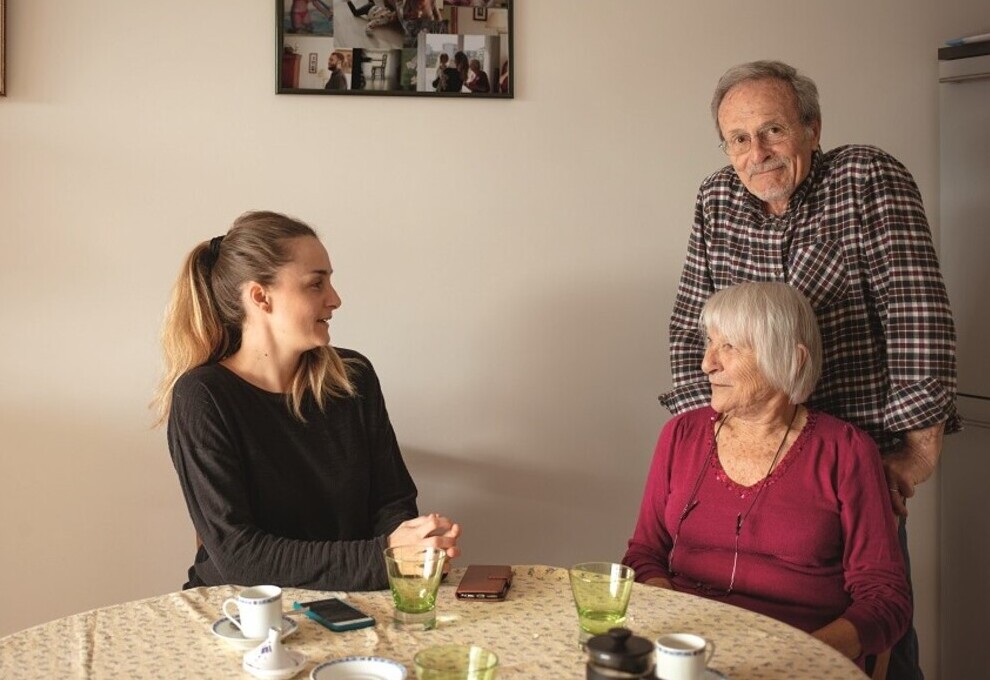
[956,395,990,431]
[960,416,990,430]
[940,73,990,83]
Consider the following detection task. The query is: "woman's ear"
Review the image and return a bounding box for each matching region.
[245,282,271,312]
[795,344,809,369]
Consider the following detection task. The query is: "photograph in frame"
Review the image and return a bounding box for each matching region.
[276,0,513,98]
[1,0,6,96]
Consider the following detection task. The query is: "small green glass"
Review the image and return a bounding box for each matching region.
[568,562,635,643]
[384,546,446,630]
[413,644,498,680]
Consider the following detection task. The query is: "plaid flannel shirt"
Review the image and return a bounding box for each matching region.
[661,145,959,453]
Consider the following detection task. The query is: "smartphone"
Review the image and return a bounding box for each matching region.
[293,597,375,632]
[455,564,513,601]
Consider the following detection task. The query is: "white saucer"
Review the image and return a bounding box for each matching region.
[705,670,729,679]
[310,656,407,680]
[210,616,300,650]
[244,650,307,680]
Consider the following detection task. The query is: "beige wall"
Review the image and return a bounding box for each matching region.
[0,1,985,677]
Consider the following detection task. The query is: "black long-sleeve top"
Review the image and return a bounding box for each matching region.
[167,348,418,591]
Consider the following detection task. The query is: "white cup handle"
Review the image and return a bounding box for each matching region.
[222,598,244,632]
[705,640,716,665]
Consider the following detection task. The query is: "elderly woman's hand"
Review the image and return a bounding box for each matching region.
[884,423,944,516]
[644,577,674,589]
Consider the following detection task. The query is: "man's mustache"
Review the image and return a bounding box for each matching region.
[748,158,788,177]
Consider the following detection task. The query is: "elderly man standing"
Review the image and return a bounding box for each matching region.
[661,60,957,680]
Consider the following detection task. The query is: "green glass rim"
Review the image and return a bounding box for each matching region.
[569,562,635,579]
[413,644,499,672]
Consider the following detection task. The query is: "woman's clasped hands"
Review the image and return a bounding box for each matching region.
[388,513,462,561]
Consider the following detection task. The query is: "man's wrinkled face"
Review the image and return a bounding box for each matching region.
[717,79,820,215]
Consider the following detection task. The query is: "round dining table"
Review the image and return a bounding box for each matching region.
[0,565,864,679]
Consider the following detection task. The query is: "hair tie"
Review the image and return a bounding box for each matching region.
[208,235,225,260]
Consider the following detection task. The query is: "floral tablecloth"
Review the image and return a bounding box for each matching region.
[0,565,864,679]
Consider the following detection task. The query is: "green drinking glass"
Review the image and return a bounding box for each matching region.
[568,562,635,643]
[384,545,446,630]
[413,644,498,680]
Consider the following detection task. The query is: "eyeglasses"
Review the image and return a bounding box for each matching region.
[667,508,742,598]
[719,123,794,156]
[666,416,737,596]
[667,409,795,597]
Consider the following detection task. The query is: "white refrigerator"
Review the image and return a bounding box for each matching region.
[938,44,990,680]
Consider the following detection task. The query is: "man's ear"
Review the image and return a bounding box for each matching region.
[809,120,822,149]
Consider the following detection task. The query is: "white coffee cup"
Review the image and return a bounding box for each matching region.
[655,633,715,680]
[222,585,283,640]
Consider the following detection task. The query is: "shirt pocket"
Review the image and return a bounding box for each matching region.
[788,240,849,310]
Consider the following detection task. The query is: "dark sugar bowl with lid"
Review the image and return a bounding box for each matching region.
[585,627,655,679]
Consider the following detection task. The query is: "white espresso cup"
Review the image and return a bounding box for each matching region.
[655,633,715,680]
[222,585,283,640]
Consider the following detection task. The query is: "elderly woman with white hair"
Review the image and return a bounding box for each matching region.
[623,282,910,668]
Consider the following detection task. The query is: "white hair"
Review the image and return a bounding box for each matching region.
[700,282,822,404]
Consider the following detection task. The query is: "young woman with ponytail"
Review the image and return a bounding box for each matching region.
[153,210,460,591]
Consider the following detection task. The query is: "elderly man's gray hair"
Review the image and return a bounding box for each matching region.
[710,60,821,140]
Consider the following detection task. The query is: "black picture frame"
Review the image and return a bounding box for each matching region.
[1,0,6,96]
[277,0,513,98]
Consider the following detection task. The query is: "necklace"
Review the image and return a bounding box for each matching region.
[733,405,799,536]
[667,405,800,596]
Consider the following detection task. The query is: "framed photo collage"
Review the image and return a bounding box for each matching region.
[278,0,512,98]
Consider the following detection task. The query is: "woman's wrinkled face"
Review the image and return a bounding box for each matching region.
[701,327,775,416]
